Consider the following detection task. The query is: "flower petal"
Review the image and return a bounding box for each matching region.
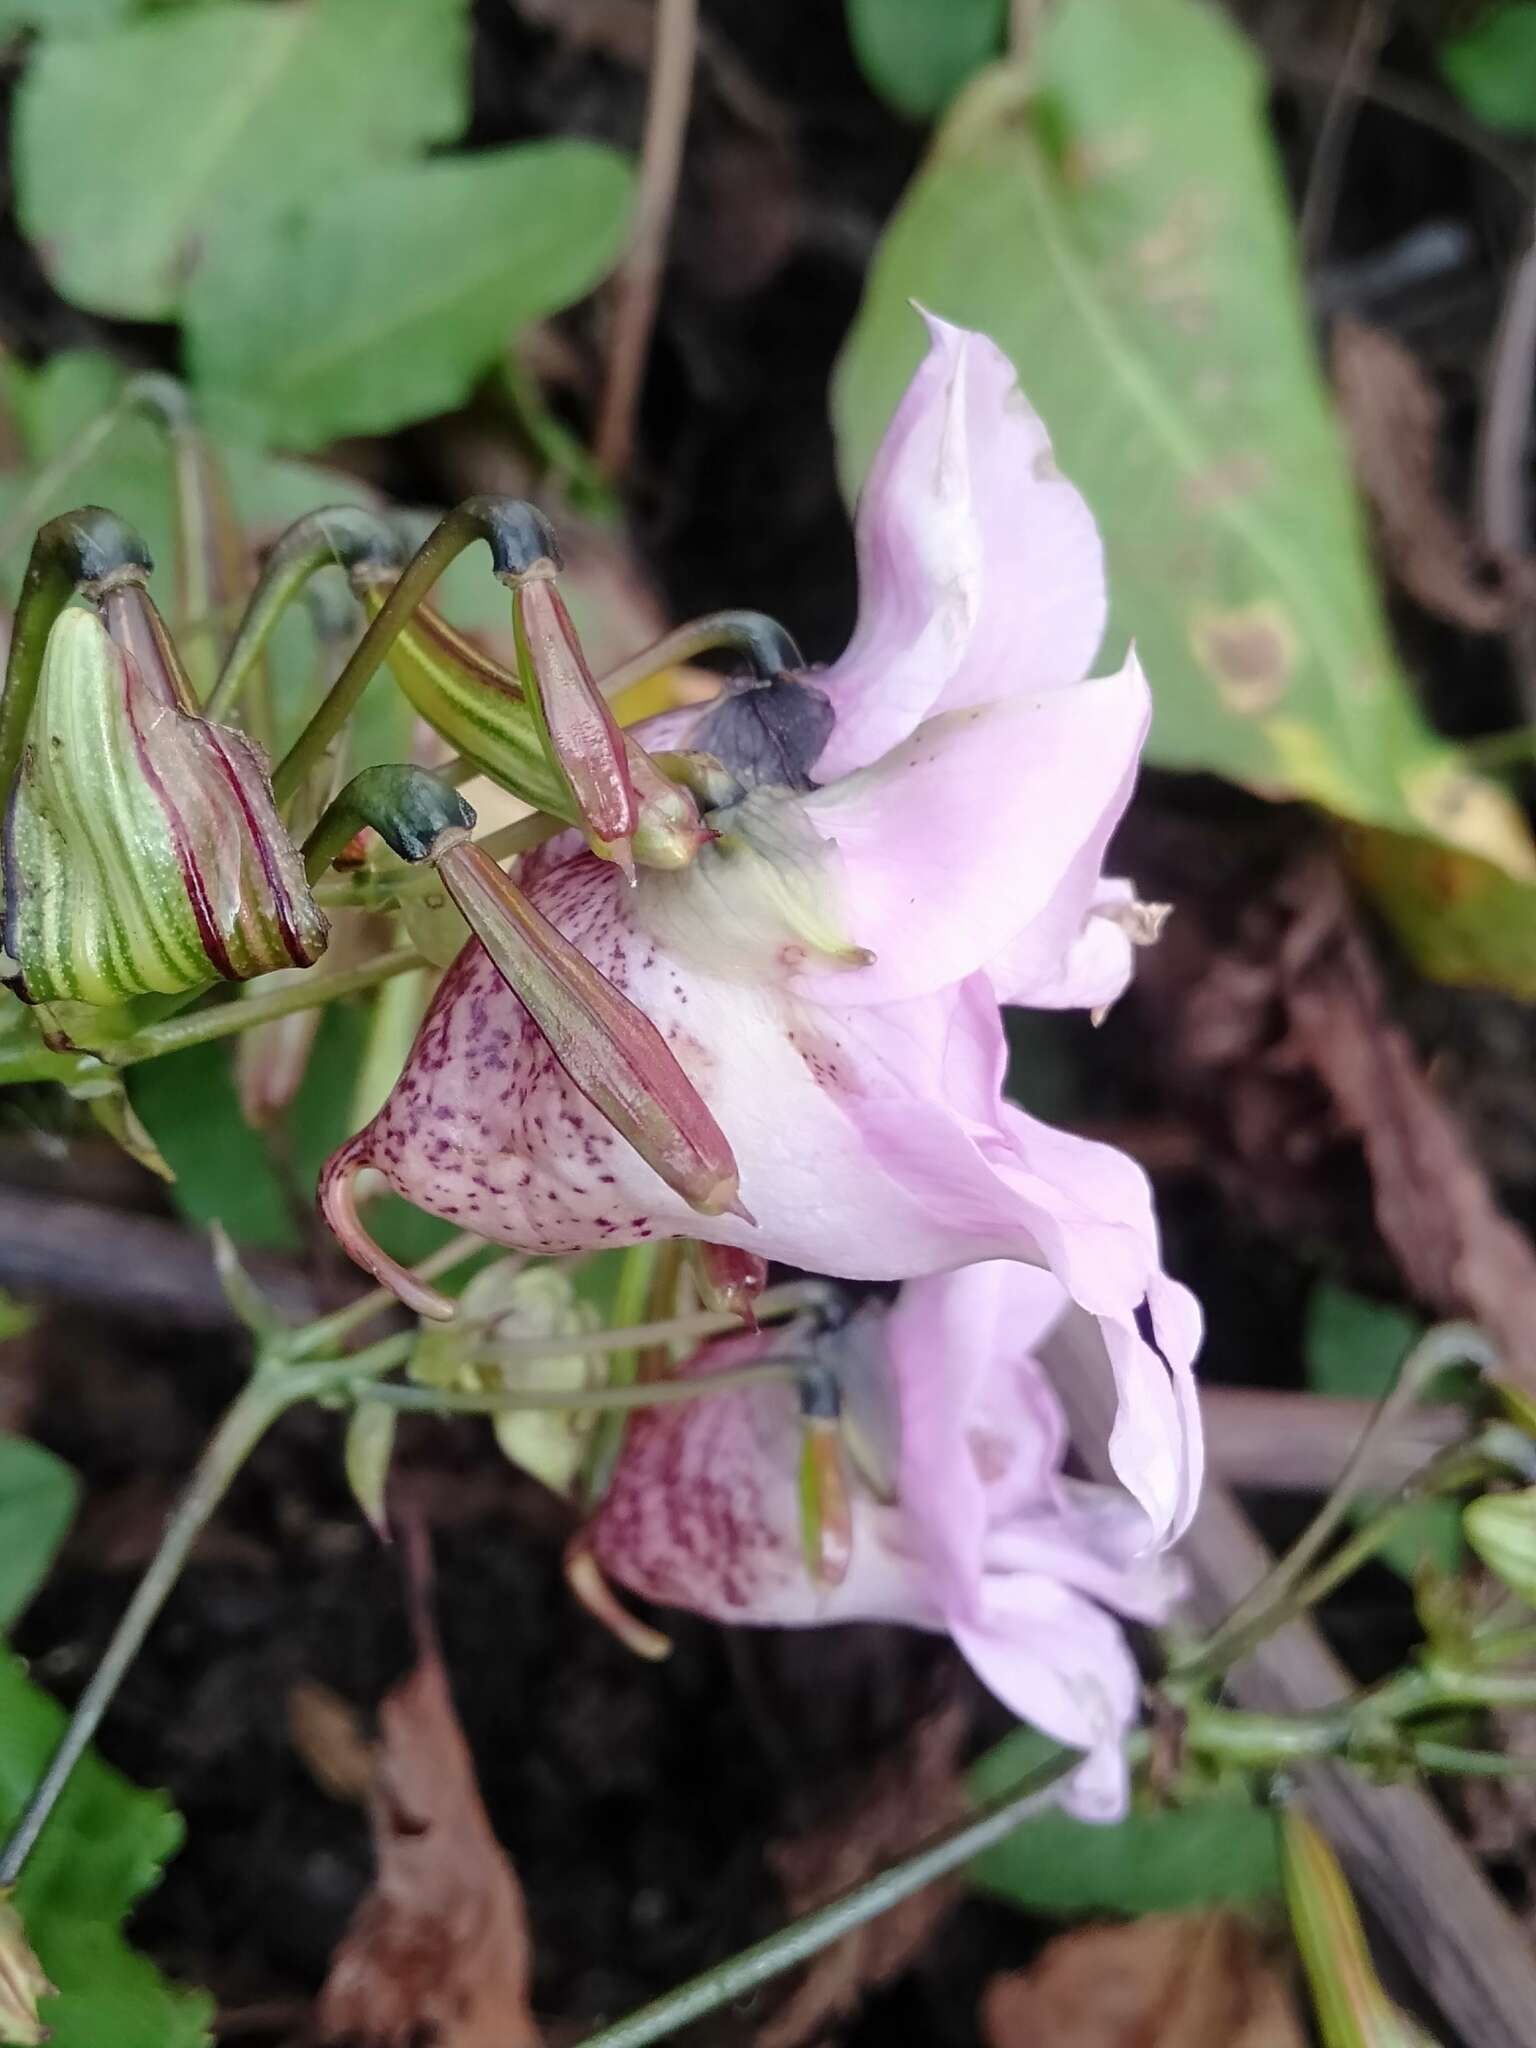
[802,656,1148,1007]
[817,313,1107,779]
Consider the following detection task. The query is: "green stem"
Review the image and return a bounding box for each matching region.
[374,1356,808,1417]
[461,1279,828,1365]
[0,374,189,573]
[271,498,554,806]
[300,763,474,884]
[204,505,402,722]
[84,947,424,1071]
[1174,1323,1493,1685]
[573,1745,1079,2048]
[597,610,803,702]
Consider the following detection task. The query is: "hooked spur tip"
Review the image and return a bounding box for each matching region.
[565,1538,673,1662]
[318,1138,458,1322]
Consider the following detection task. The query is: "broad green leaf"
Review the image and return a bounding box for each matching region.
[1304,1284,1462,1582]
[1440,5,1536,134]
[846,0,1006,121]
[15,0,469,318]
[0,0,134,33]
[832,2,1536,995]
[0,1654,212,2047]
[185,143,633,449]
[0,1436,76,1628]
[968,1729,1281,1916]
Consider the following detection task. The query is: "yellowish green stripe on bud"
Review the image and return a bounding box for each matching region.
[1464,1484,1536,1603]
[4,603,327,1006]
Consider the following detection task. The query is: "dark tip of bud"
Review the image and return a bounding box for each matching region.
[462,496,563,581]
[40,506,154,591]
[723,612,806,682]
[273,504,406,587]
[305,764,477,876]
[692,676,836,793]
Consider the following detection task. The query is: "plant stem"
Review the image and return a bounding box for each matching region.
[1174,1323,1493,1684]
[271,499,550,806]
[597,611,803,703]
[573,1744,1079,2048]
[104,948,424,1067]
[314,813,565,908]
[373,1356,809,1417]
[462,1279,828,1364]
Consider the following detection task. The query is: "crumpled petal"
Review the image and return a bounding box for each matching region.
[803,656,1148,1006]
[816,312,1107,780]
[993,878,1137,1013]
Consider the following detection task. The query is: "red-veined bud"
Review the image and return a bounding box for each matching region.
[687,1241,769,1327]
[510,567,637,869]
[3,588,327,1006]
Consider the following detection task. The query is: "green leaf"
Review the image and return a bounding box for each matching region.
[831,3,1536,996]
[0,1437,76,1629]
[0,1654,212,2047]
[185,143,633,449]
[1440,5,1536,134]
[15,0,470,318]
[1304,1284,1462,1581]
[967,1729,1282,1916]
[0,0,135,33]
[846,0,1006,121]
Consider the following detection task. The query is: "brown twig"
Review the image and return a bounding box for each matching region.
[1476,211,1536,721]
[1201,1387,1462,1494]
[594,0,699,479]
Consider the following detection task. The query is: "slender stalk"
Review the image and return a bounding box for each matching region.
[573,1744,1079,2048]
[90,948,426,1068]
[271,499,553,806]
[371,1356,808,1417]
[0,1368,291,1885]
[598,610,803,703]
[204,505,401,722]
[594,0,698,478]
[1174,1323,1492,1684]
[464,1279,828,1364]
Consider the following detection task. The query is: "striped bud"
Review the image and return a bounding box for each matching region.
[3,594,326,1006]
[687,1241,769,1326]
[1464,1485,1536,1604]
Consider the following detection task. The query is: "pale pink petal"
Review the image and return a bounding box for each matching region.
[952,1582,1141,1822]
[802,656,1148,1007]
[817,314,1107,779]
[994,879,1137,1012]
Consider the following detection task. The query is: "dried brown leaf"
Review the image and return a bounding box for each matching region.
[316,1545,539,2048]
[755,1699,971,2048]
[981,1912,1305,2048]
[1277,857,1536,1380]
[287,1680,374,1807]
[1332,317,1507,632]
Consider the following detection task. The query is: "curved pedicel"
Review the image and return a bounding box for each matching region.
[564,1532,673,1661]
[319,1131,459,1322]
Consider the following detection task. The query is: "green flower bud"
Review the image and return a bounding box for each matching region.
[3,596,327,1005]
[1282,1808,1442,2045]
[1464,1485,1536,1603]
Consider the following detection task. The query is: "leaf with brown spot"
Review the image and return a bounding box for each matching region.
[981,1912,1306,2048]
[316,1538,540,2048]
[755,1700,971,2048]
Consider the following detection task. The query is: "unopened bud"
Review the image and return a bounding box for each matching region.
[1464,1485,1536,1603]
[0,1890,53,2046]
[627,744,713,870]
[687,1241,768,1327]
[4,597,327,1005]
[511,570,637,866]
[345,1399,397,1542]
[434,838,748,1224]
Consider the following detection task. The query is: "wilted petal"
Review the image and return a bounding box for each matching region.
[818,313,1107,779]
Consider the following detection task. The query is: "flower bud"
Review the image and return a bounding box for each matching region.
[511,569,637,867]
[345,1399,397,1542]
[0,1892,51,2047]
[1464,1485,1536,1604]
[3,594,327,1005]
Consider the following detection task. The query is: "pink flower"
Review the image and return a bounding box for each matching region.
[589,1263,1182,1821]
[322,314,1203,1542]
